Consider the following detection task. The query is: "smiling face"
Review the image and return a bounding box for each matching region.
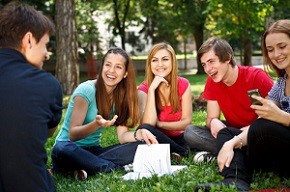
[101,53,128,93]
[265,32,290,71]
[200,49,231,83]
[150,49,172,78]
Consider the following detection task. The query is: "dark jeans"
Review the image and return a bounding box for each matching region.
[248,118,290,177]
[217,127,251,184]
[139,124,189,156]
[217,118,290,184]
[51,140,143,175]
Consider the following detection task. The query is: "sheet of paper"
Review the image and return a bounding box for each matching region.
[133,144,171,174]
[122,144,187,180]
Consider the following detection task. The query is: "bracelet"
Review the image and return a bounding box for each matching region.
[235,135,243,149]
[133,128,140,141]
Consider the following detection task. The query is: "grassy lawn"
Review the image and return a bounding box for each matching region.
[46,73,289,192]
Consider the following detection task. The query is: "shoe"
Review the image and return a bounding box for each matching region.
[123,164,134,172]
[73,170,87,180]
[171,152,182,163]
[194,178,250,192]
[193,151,216,163]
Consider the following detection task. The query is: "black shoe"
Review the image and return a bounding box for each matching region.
[194,178,250,192]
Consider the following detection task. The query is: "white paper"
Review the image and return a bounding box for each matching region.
[122,144,187,180]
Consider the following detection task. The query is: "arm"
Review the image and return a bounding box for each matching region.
[156,85,192,130]
[140,76,168,125]
[217,127,249,172]
[206,100,226,138]
[251,95,290,127]
[69,96,117,141]
[116,125,158,145]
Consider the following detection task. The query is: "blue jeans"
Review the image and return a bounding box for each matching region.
[51,140,143,175]
[184,125,217,154]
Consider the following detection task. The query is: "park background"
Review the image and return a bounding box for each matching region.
[1,0,290,191]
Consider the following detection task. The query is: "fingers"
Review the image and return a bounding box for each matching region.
[138,129,159,145]
[95,115,118,127]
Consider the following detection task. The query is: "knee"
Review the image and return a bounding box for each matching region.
[138,123,155,132]
[52,141,77,156]
[184,125,199,141]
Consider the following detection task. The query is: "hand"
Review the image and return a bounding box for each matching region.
[217,139,235,172]
[210,118,226,138]
[250,95,282,121]
[149,76,168,91]
[137,128,159,145]
[95,115,118,127]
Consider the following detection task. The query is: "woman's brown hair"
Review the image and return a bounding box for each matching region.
[145,42,180,113]
[96,47,139,127]
[262,19,290,77]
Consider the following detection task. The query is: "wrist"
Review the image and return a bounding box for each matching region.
[133,128,140,141]
[234,135,243,149]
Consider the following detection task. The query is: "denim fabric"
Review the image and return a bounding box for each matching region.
[217,127,252,184]
[184,125,217,154]
[248,118,290,177]
[51,140,143,175]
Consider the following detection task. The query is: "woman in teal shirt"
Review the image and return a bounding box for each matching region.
[51,47,157,179]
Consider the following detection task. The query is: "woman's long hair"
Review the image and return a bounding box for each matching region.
[145,42,180,113]
[262,19,290,77]
[96,47,139,127]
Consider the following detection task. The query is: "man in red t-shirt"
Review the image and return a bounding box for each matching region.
[184,37,273,159]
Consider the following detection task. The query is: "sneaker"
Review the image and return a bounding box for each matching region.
[171,152,182,163]
[73,169,87,180]
[194,178,250,192]
[193,151,216,163]
[123,164,134,172]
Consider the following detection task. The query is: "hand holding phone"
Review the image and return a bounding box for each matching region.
[247,89,262,105]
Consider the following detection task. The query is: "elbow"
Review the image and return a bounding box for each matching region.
[69,131,78,141]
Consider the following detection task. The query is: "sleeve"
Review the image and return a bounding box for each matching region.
[48,81,63,129]
[178,77,190,96]
[252,69,274,98]
[202,77,216,100]
[268,78,283,102]
[73,81,95,105]
[137,81,148,94]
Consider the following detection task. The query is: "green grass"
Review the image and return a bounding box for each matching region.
[46,73,290,192]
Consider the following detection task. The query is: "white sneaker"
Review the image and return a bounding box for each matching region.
[193,151,216,163]
[73,169,88,180]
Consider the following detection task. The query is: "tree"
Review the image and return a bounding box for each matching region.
[170,0,209,74]
[206,0,273,65]
[55,0,79,95]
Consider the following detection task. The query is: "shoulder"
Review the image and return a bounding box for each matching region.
[73,80,96,101]
[238,66,272,80]
[137,81,148,93]
[177,76,190,95]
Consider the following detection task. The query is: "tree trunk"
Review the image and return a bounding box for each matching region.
[194,25,205,74]
[243,38,252,66]
[55,0,79,95]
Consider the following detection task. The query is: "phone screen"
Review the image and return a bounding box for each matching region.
[247,89,262,105]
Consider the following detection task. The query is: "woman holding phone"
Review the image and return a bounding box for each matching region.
[194,19,290,192]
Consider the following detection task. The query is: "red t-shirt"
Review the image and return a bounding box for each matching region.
[138,77,189,136]
[203,66,273,128]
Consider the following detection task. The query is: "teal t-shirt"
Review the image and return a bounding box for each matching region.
[55,80,104,147]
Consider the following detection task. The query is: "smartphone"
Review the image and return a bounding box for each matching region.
[247,89,262,105]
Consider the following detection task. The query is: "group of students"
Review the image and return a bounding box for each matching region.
[0,1,289,192]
